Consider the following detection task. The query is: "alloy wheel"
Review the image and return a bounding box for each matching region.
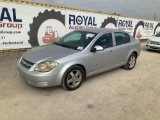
[129,56,136,68]
[67,70,82,88]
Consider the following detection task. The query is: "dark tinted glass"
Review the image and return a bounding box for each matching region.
[115,32,130,45]
[94,33,113,49]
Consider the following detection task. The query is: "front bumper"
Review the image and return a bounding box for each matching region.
[146,43,160,51]
[17,61,65,87]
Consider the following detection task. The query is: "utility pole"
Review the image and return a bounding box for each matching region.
[154,13,156,20]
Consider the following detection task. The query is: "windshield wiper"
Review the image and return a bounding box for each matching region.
[54,42,60,45]
[54,42,77,50]
[61,44,77,50]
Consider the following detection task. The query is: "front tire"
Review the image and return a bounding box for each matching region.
[62,66,85,91]
[123,53,137,70]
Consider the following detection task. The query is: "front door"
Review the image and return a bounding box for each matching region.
[89,33,117,75]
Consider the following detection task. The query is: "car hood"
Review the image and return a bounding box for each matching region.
[23,44,78,63]
[149,36,160,42]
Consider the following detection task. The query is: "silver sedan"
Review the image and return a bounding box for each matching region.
[17,28,141,90]
[146,32,160,51]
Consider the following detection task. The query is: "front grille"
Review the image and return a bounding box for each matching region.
[150,41,160,45]
[20,58,34,69]
[150,46,160,49]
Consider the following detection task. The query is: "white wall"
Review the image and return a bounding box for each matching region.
[0,1,160,50]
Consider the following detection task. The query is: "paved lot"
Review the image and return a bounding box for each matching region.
[0,43,160,120]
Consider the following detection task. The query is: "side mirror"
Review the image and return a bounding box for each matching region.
[91,45,104,52]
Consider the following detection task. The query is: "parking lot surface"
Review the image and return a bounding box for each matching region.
[0,43,160,120]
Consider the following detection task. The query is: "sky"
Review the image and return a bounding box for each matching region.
[31,0,160,20]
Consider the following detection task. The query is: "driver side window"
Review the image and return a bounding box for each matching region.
[94,33,113,49]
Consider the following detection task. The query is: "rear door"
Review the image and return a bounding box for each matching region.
[113,32,131,64]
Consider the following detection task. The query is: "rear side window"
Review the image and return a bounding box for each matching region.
[114,32,130,45]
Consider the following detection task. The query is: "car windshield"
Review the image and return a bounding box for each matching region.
[54,31,97,51]
[155,32,160,37]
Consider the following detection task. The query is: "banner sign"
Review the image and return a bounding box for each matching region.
[0,1,160,50]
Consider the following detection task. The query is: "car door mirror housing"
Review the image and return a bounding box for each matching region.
[91,45,104,52]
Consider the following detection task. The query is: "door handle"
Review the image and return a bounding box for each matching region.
[109,50,114,54]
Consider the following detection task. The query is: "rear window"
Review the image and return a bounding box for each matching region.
[114,32,130,45]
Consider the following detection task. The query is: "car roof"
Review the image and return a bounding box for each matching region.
[75,28,128,34]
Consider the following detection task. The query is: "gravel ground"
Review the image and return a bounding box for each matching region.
[0,43,160,120]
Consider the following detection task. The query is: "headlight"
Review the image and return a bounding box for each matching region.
[34,62,59,72]
[147,39,150,43]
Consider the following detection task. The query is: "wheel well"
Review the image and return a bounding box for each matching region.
[75,64,86,77]
[61,64,86,86]
[132,51,138,58]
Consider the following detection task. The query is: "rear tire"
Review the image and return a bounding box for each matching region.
[62,66,85,91]
[123,53,137,70]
